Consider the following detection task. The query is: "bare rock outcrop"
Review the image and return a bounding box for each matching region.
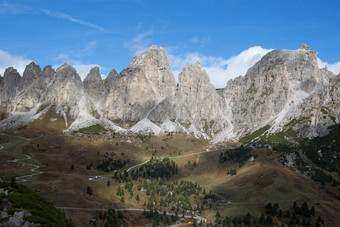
[104,45,176,122]
[0,44,339,142]
[172,62,229,137]
[0,67,21,106]
[84,66,106,103]
[218,46,330,141]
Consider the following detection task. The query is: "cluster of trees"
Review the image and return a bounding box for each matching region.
[187,160,198,168]
[258,201,322,227]
[111,158,178,183]
[96,152,130,172]
[131,158,178,180]
[301,124,340,175]
[219,146,252,166]
[112,174,207,216]
[97,208,126,227]
[212,201,323,227]
[143,209,179,226]
[139,179,204,212]
[214,212,253,226]
[295,153,336,187]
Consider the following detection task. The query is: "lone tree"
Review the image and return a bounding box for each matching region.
[10,176,16,187]
[87,186,93,196]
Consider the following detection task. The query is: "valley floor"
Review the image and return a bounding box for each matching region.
[0,129,339,226]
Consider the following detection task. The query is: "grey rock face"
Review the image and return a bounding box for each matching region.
[103,69,118,91]
[42,63,83,118]
[1,67,21,106]
[18,62,41,91]
[84,66,107,103]
[14,63,54,112]
[172,62,229,137]
[220,47,326,140]
[104,45,176,122]
[0,44,339,142]
[291,70,339,138]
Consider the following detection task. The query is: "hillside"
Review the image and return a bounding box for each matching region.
[0,178,75,226]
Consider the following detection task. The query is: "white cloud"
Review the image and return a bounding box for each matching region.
[41,9,111,33]
[124,30,153,55]
[0,49,32,77]
[0,2,30,15]
[169,46,273,88]
[317,58,340,75]
[189,36,211,46]
[73,64,103,80]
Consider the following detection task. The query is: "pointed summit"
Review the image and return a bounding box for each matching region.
[4,67,21,86]
[104,69,118,91]
[128,45,170,70]
[19,62,42,90]
[299,44,311,50]
[84,66,106,102]
[84,66,102,83]
[195,61,201,68]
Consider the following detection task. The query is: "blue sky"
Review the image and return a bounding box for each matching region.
[1,0,340,88]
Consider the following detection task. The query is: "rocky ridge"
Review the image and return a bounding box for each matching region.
[0,44,339,143]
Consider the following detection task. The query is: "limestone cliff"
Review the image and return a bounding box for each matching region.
[0,44,338,143]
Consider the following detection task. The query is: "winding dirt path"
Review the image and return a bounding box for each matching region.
[7,153,42,182]
[0,136,42,182]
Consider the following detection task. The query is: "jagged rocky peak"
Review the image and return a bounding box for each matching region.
[104,69,118,91]
[174,60,228,137]
[299,43,311,50]
[41,65,55,79]
[128,45,170,69]
[104,45,176,122]
[0,67,21,105]
[84,66,102,83]
[222,44,325,139]
[3,67,21,86]
[22,62,41,82]
[39,62,83,115]
[126,45,176,97]
[55,63,81,82]
[244,45,320,93]
[18,62,42,90]
[84,66,106,102]
[179,61,211,84]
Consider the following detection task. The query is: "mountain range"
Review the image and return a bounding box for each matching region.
[0,44,339,143]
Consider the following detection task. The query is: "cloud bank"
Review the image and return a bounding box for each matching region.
[0,49,102,80]
[0,49,32,76]
[169,46,273,88]
[41,9,111,33]
[2,47,340,87]
[317,58,340,75]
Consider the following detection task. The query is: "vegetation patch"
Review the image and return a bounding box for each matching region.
[219,146,252,167]
[259,128,300,146]
[301,124,340,175]
[94,151,130,172]
[239,125,270,144]
[1,178,74,227]
[79,124,106,134]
